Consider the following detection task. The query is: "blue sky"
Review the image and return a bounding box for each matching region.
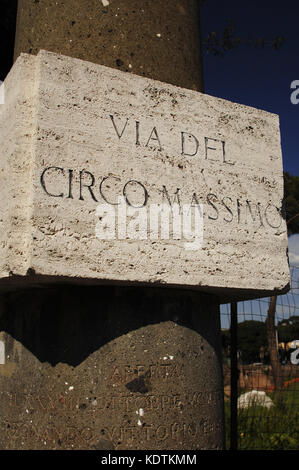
[201,0,299,176]
[201,1,299,324]
[220,234,299,328]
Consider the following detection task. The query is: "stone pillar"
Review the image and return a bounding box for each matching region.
[0,287,224,450]
[0,0,224,450]
[14,0,204,91]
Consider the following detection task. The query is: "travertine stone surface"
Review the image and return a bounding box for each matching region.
[0,50,290,300]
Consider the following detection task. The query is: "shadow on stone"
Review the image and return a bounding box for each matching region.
[125,372,152,394]
[0,285,221,367]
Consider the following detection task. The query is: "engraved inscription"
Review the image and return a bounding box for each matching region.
[101,420,223,446]
[109,363,182,385]
[0,389,222,413]
[38,113,284,231]
[0,386,223,448]
[40,166,283,230]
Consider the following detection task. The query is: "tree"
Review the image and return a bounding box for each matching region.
[266,173,299,390]
[222,321,267,365]
[236,320,267,364]
[277,316,299,343]
[202,18,284,56]
[266,296,283,389]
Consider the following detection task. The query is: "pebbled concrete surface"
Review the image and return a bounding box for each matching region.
[14,0,203,91]
[0,286,224,450]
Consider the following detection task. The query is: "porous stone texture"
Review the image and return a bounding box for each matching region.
[0,50,290,300]
[14,0,203,91]
[0,286,224,450]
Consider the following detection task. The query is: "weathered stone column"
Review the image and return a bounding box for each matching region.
[1,0,289,452]
[14,0,204,91]
[0,0,290,450]
[0,0,224,450]
[0,287,224,450]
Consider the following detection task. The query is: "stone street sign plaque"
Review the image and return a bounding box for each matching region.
[0,50,290,300]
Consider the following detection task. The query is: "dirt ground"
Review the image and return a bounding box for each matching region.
[223,364,299,398]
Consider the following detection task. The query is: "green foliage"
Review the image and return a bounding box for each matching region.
[225,383,299,450]
[284,172,299,235]
[202,19,285,56]
[222,316,299,364]
[237,406,299,450]
[277,316,299,343]
[222,321,267,364]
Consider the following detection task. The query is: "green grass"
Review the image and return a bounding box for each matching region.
[225,383,299,450]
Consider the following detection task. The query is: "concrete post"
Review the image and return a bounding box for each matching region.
[0,0,225,450]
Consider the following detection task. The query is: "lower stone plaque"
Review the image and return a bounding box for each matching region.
[0,286,224,450]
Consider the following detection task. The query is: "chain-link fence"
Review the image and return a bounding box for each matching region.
[221,265,299,450]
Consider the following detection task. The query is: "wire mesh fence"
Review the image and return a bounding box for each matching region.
[221,264,299,450]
